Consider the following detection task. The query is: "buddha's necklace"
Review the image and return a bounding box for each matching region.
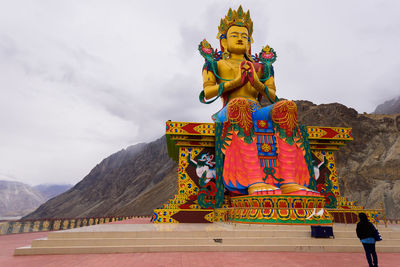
[224,58,242,71]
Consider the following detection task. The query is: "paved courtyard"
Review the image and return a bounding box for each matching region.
[1,218,399,267]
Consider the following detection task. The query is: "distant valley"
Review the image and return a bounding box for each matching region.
[0,181,72,220]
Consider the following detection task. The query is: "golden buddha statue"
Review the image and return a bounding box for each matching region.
[199,6,319,196]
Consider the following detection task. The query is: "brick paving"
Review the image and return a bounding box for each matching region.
[1,218,399,267]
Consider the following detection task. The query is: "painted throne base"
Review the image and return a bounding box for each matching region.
[157,121,370,225]
[226,195,332,225]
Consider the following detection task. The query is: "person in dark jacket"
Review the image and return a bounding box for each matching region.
[356,213,379,267]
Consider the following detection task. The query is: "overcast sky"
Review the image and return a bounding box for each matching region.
[0,0,399,186]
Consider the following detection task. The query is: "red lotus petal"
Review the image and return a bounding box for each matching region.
[202,47,212,54]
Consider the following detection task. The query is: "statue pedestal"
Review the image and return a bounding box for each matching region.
[153,121,380,224]
[227,195,332,225]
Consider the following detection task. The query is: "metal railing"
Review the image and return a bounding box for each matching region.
[326,207,386,227]
[0,215,145,235]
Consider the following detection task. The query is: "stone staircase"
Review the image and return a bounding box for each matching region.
[14,223,400,255]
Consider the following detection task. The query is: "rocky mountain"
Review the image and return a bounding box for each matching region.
[295,101,400,219]
[373,96,400,115]
[24,101,400,220]
[0,180,45,218]
[23,137,177,219]
[34,184,73,201]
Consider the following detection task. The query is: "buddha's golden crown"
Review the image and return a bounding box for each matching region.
[217,6,253,43]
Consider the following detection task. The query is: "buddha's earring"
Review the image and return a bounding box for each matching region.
[246,52,254,62]
[222,51,230,60]
[220,39,229,60]
[246,44,253,62]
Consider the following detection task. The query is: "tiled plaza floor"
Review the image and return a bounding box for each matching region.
[1,219,399,267]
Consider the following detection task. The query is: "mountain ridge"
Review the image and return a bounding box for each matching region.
[34,184,73,201]
[23,137,176,219]
[373,96,400,115]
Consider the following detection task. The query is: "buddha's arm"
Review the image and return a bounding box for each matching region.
[264,76,276,100]
[202,69,242,100]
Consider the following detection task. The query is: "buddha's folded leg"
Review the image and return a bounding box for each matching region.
[267,100,319,195]
[223,132,280,195]
[276,137,319,195]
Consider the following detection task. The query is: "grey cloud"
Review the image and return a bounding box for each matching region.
[0,34,18,59]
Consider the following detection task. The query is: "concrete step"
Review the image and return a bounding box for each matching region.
[15,244,400,255]
[46,230,313,239]
[14,223,400,255]
[30,237,400,247]
[46,229,399,240]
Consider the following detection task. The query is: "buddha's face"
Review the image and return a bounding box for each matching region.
[224,25,249,55]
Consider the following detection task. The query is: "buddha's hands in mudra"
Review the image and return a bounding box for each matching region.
[240,61,255,85]
[236,61,264,89]
[230,60,258,88]
[222,60,275,101]
[202,58,276,100]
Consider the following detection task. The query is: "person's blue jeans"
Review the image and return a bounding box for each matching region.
[362,243,378,267]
